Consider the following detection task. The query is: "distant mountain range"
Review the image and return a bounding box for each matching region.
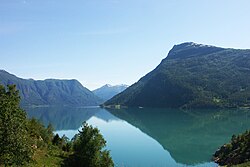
[93,84,128,102]
[104,42,250,108]
[0,70,102,106]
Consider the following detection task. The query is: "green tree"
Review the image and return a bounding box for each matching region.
[52,134,62,146]
[0,85,32,166]
[46,123,54,142]
[27,118,55,148]
[214,130,250,165]
[72,122,114,167]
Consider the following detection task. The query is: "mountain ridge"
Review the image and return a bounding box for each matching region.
[93,84,128,102]
[104,42,250,108]
[0,70,102,106]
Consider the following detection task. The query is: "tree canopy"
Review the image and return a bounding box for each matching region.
[68,122,114,167]
[0,84,114,166]
[214,130,250,166]
[0,85,32,165]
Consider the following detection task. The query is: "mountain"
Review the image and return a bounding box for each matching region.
[0,70,102,106]
[104,42,250,108]
[93,84,128,102]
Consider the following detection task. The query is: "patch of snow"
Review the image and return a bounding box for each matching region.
[189,42,214,48]
[105,84,112,87]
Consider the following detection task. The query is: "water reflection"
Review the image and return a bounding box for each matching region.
[24,106,117,130]
[108,108,250,165]
[24,106,250,166]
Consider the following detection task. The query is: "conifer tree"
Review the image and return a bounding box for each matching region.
[72,122,114,167]
[0,85,32,165]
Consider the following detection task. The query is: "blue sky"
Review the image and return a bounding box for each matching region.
[1,0,250,90]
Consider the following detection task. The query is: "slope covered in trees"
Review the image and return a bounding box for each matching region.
[213,130,250,166]
[0,85,113,166]
[0,85,32,165]
[0,84,65,166]
[104,42,250,108]
[0,70,102,106]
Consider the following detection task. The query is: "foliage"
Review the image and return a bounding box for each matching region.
[52,134,70,151]
[104,42,250,108]
[27,118,54,148]
[0,85,33,165]
[213,130,250,166]
[0,85,68,166]
[65,122,114,167]
[0,84,113,166]
[26,145,68,167]
[232,161,250,167]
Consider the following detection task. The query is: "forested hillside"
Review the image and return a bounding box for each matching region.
[104,42,250,108]
[0,70,101,106]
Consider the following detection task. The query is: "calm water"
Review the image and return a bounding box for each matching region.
[24,106,250,167]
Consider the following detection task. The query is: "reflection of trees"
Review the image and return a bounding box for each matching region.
[24,107,101,130]
[108,108,250,165]
[25,107,119,130]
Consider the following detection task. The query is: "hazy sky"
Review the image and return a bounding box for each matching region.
[1,0,250,90]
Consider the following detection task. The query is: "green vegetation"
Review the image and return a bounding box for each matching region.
[0,84,67,166]
[232,161,250,167]
[104,42,250,108]
[0,85,113,166]
[213,130,250,166]
[0,70,102,106]
[0,85,32,165]
[63,122,114,167]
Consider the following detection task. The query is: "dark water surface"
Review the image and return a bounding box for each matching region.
[24,106,250,167]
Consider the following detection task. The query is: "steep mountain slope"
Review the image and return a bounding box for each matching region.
[0,70,102,106]
[104,42,250,108]
[93,84,128,102]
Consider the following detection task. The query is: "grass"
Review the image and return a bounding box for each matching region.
[231,161,250,167]
[25,145,70,167]
[220,162,250,167]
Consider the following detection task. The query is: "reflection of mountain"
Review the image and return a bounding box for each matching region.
[107,108,250,165]
[24,106,117,130]
[94,110,119,122]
